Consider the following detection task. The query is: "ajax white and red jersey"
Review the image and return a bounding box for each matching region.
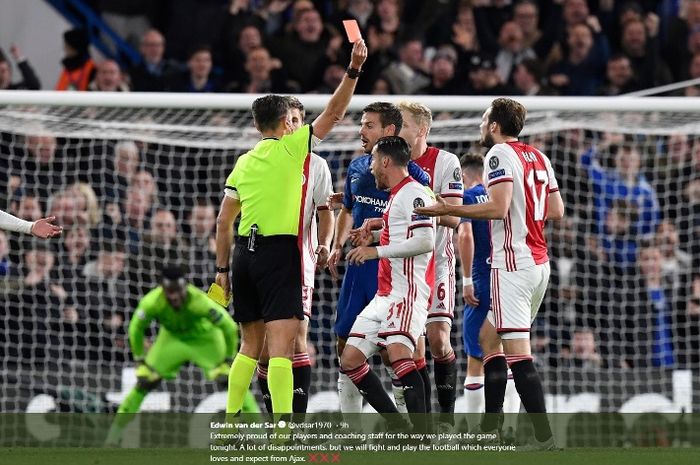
[300,153,333,287]
[413,147,464,275]
[484,141,559,271]
[377,176,436,303]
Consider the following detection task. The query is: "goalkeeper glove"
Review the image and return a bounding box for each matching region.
[206,359,232,381]
[208,283,231,308]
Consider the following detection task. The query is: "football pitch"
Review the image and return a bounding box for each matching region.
[2,448,700,465]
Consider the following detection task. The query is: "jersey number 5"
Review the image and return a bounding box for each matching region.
[527,169,549,221]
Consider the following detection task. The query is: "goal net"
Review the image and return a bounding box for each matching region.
[0,93,697,417]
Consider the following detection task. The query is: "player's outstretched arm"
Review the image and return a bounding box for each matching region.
[312,40,367,140]
[327,207,353,279]
[0,210,62,238]
[316,209,334,269]
[215,195,242,298]
[457,222,479,307]
[415,184,512,220]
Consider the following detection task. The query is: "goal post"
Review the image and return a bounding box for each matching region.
[0,91,697,418]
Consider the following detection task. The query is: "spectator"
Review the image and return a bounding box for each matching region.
[61,226,91,274]
[561,328,604,369]
[135,209,189,292]
[0,44,40,90]
[465,53,512,95]
[596,198,639,270]
[447,0,480,56]
[331,0,374,35]
[10,192,43,222]
[122,188,153,253]
[655,221,692,287]
[172,45,221,93]
[494,21,536,84]
[554,0,611,62]
[683,52,700,96]
[271,7,337,92]
[89,60,130,92]
[47,191,88,228]
[381,38,430,94]
[129,29,181,92]
[620,19,672,89]
[68,182,101,228]
[99,0,154,49]
[103,141,140,203]
[638,242,676,367]
[580,137,661,237]
[513,58,556,95]
[419,45,468,95]
[596,53,641,95]
[664,0,700,81]
[186,199,216,289]
[221,24,265,86]
[314,64,346,93]
[55,29,95,91]
[130,170,157,204]
[513,0,556,59]
[370,76,394,94]
[549,23,608,95]
[11,130,68,199]
[367,0,402,39]
[227,46,299,93]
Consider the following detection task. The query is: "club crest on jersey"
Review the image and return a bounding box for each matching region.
[413,198,425,208]
[489,156,499,170]
[453,168,461,181]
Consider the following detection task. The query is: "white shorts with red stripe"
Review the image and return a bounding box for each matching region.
[427,268,455,325]
[487,263,550,340]
[302,285,313,320]
[346,294,429,358]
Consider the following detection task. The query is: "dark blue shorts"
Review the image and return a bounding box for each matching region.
[462,269,491,359]
[334,259,378,338]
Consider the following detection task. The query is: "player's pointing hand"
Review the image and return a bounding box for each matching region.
[31,216,63,239]
[413,195,448,217]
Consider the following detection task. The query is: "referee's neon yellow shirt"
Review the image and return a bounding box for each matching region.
[225,124,315,237]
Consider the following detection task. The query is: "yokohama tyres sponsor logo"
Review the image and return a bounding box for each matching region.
[353,195,388,208]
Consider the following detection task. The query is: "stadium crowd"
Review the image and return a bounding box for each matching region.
[0,1,699,407]
[2,0,700,96]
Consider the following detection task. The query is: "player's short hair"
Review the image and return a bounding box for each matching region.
[374,136,411,167]
[252,95,290,132]
[161,263,187,284]
[285,96,305,120]
[489,97,526,137]
[518,58,544,82]
[362,102,403,134]
[397,101,433,131]
[460,153,484,172]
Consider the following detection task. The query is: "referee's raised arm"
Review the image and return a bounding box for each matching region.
[312,39,368,140]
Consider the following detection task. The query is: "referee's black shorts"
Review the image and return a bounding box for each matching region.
[231,235,304,323]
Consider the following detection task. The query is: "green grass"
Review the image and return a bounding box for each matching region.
[2,448,700,465]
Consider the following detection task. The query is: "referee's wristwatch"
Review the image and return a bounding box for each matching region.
[346,67,362,79]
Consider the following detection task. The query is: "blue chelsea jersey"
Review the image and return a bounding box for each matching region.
[462,184,491,272]
[343,154,430,228]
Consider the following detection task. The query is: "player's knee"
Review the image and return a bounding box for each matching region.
[339,349,364,372]
[136,375,162,391]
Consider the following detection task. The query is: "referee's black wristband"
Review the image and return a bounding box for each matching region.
[346,67,362,79]
[216,266,230,273]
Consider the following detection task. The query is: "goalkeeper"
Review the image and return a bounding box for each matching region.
[106,264,258,446]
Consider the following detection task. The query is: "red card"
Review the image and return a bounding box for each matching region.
[342,19,362,43]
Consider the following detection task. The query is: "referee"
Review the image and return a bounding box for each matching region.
[216,40,368,416]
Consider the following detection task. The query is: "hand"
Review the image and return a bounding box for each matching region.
[349,227,373,247]
[215,272,231,301]
[586,15,601,34]
[645,13,660,38]
[452,24,476,51]
[315,245,330,269]
[31,216,62,238]
[463,284,479,307]
[413,195,448,217]
[326,34,343,60]
[350,39,368,69]
[346,246,378,265]
[9,43,23,61]
[266,0,292,14]
[549,73,570,88]
[327,192,344,210]
[327,247,343,279]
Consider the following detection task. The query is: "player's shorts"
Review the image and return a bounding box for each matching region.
[145,327,226,379]
[346,293,429,357]
[334,259,378,338]
[427,266,456,325]
[232,235,304,323]
[487,263,550,340]
[302,285,313,320]
[462,268,491,359]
